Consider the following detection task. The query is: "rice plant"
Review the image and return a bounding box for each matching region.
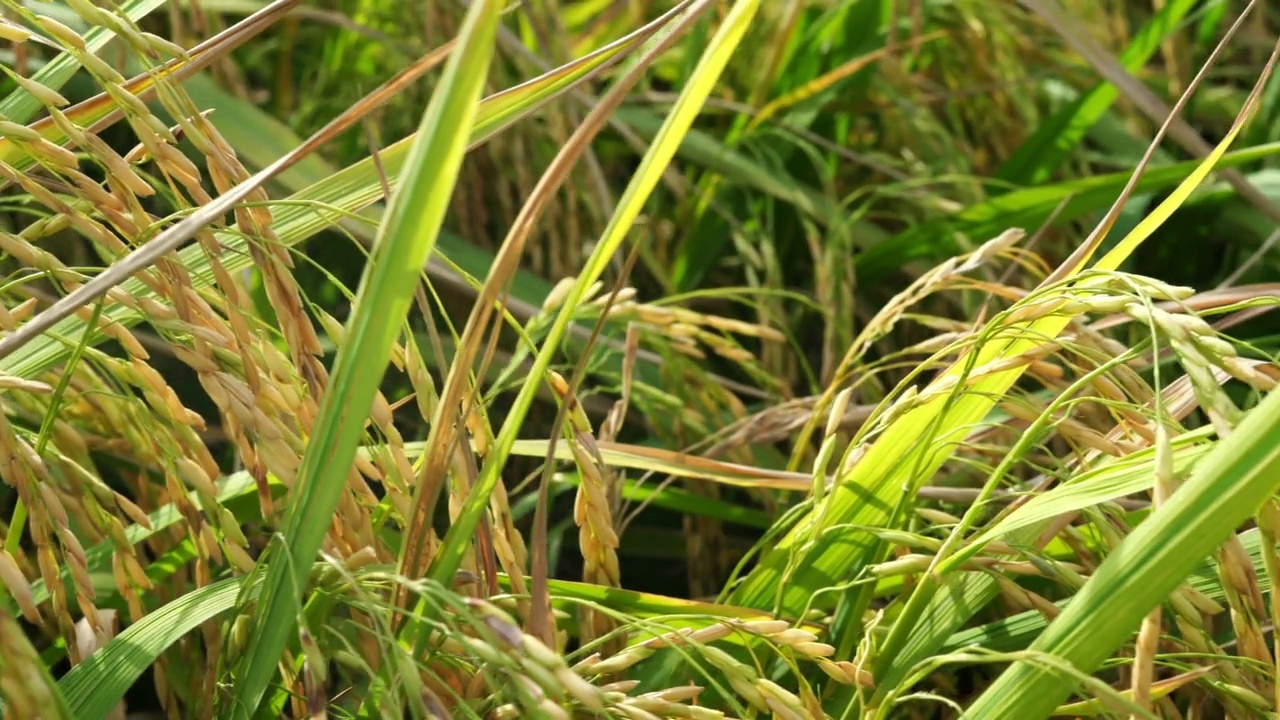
[0,0,1279,719]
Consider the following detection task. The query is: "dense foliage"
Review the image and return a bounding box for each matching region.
[0,1,1279,718]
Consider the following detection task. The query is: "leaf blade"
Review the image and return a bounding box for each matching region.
[223,1,503,714]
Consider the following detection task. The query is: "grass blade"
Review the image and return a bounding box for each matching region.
[425,0,763,585]
[223,1,502,715]
[59,577,258,720]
